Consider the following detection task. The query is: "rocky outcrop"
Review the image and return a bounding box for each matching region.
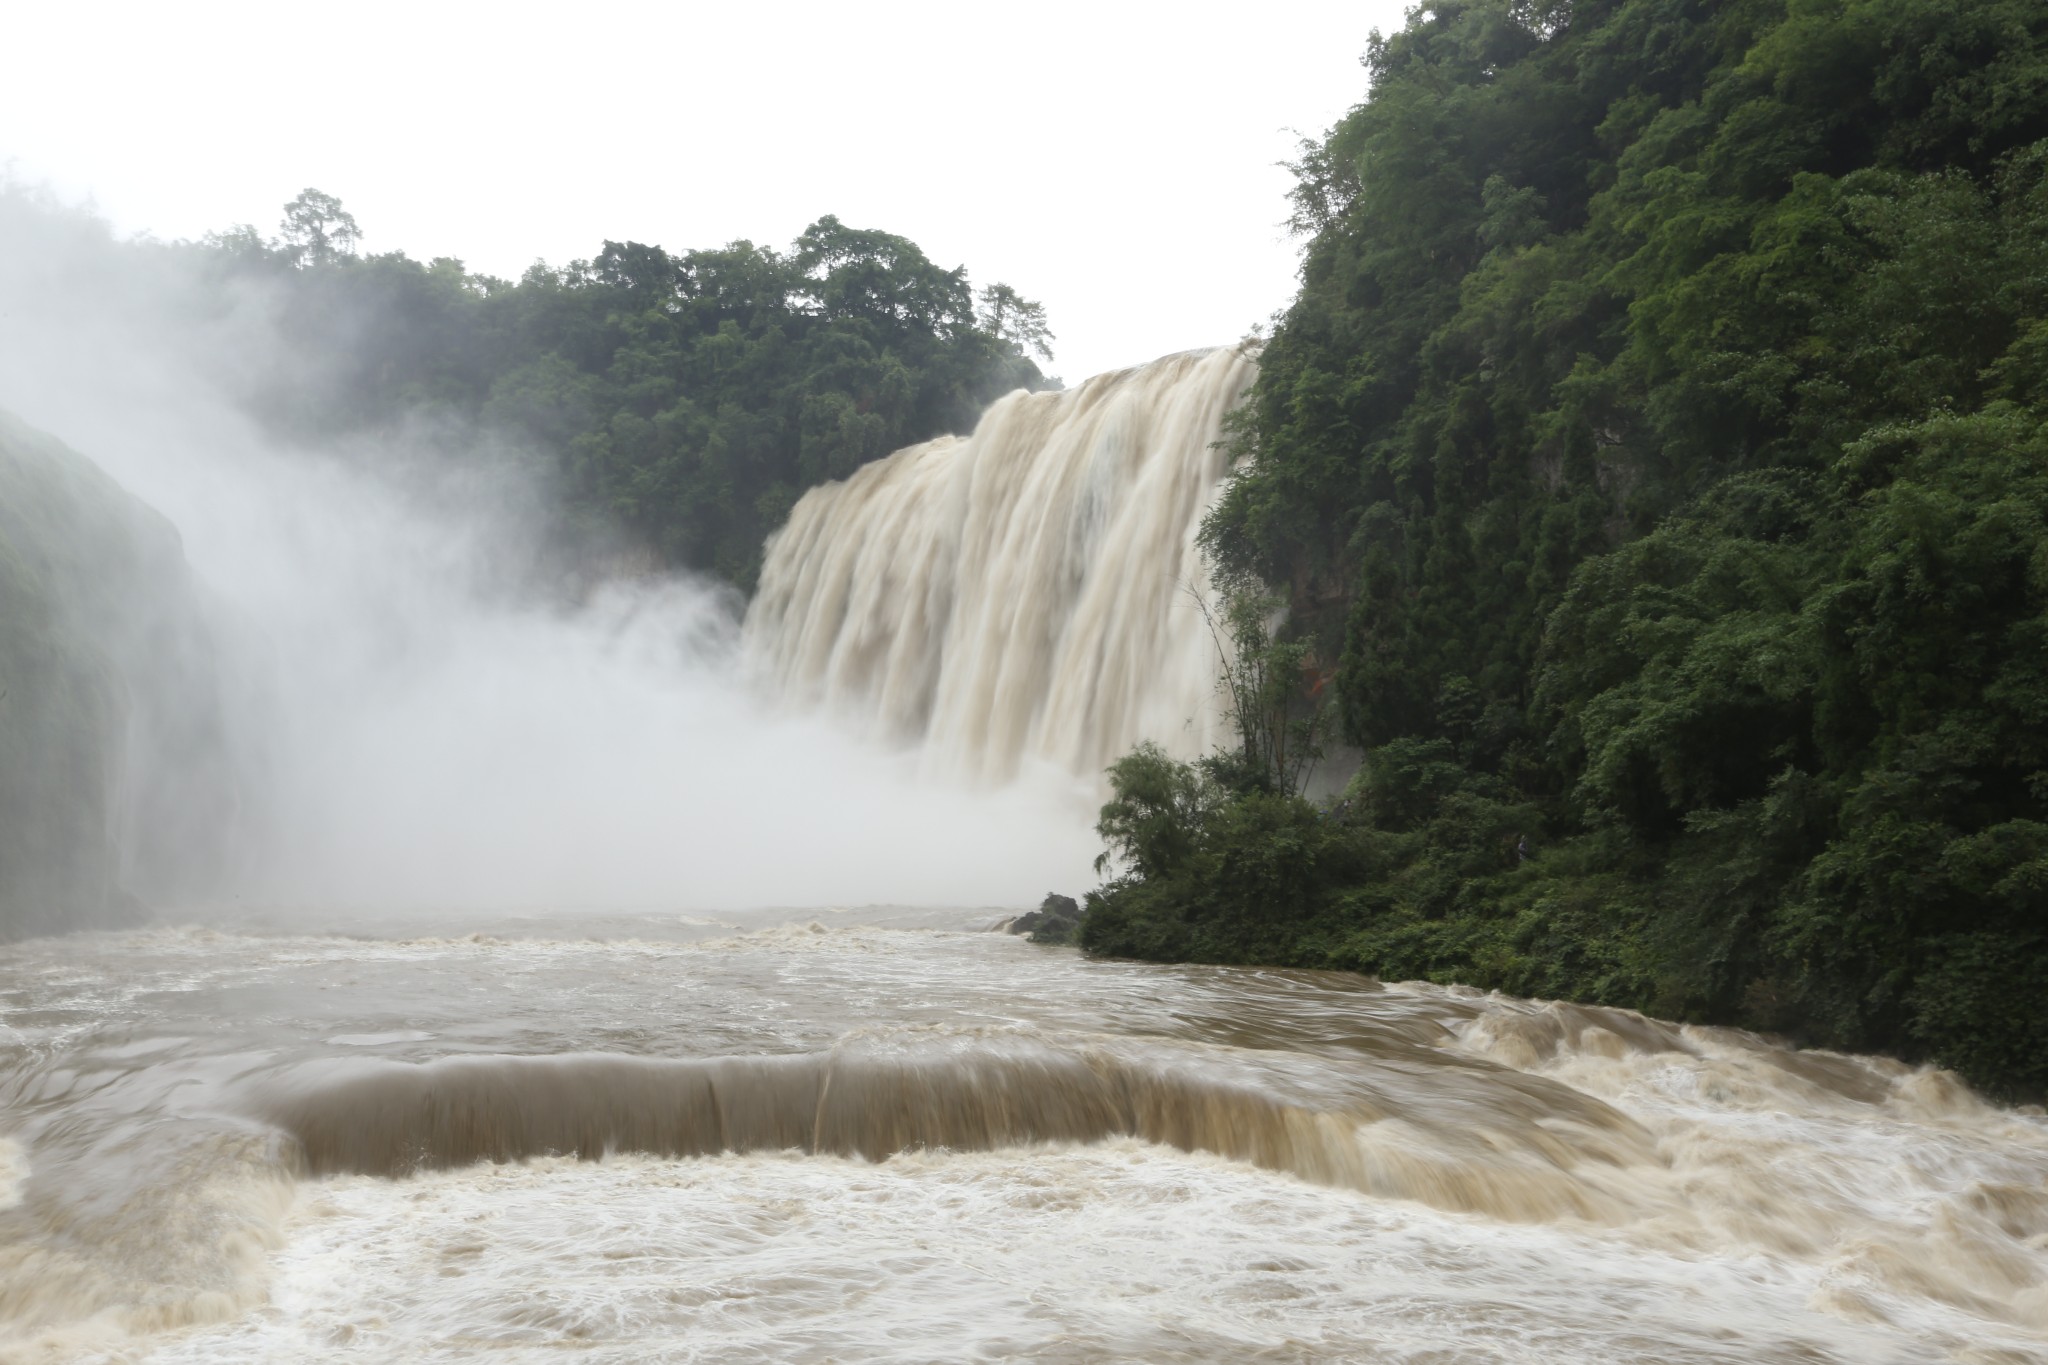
[1007,893,1083,945]
[0,411,234,937]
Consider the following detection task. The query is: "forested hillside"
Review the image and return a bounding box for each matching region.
[2,189,1054,589]
[1084,0,2048,1094]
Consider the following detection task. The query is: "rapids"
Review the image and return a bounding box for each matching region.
[2,909,2045,1362]
[744,348,1256,783]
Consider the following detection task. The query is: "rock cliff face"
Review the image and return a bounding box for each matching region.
[0,411,234,937]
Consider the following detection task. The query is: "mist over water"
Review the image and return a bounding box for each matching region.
[0,201,1103,914]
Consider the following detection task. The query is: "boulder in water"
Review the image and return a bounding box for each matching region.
[1008,892,1083,945]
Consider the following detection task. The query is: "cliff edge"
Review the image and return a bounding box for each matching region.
[0,412,234,936]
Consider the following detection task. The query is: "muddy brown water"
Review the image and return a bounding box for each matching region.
[2,906,2044,1363]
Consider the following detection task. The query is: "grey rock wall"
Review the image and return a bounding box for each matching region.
[0,411,234,937]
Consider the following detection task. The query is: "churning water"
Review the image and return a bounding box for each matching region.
[3,908,2046,1363]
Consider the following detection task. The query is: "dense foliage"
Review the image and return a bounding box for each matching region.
[235,202,1054,587]
[7,188,1053,589]
[1088,0,2048,1095]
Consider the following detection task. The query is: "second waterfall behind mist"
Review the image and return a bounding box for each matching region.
[744,348,1257,784]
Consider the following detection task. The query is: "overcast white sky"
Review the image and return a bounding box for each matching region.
[4,1,1408,383]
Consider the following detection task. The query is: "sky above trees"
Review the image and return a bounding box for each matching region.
[2,0,1404,383]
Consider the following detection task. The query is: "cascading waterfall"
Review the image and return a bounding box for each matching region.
[743,347,1257,784]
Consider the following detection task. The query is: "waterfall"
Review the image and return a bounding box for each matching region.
[743,347,1257,784]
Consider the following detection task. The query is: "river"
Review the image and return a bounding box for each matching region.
[3,906,2044,1363]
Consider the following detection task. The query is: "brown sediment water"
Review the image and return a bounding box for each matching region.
[2,907,2046,1363]
[743,348,1256,784]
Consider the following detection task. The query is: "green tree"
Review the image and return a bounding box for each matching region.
[1192,584,1329,795]
[279,188,362,266]
[977,283,1055,362]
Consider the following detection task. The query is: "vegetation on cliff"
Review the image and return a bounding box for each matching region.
[2,188,1054,590]
[1085,0,2048,1095]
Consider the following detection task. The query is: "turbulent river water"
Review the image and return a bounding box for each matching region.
[4,907,2046,1363]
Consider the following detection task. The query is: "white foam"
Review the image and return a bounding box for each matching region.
[0,1135,26,1212]
[145,1145,1945,1365]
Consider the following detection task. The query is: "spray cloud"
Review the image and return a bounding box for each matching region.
[0,187,1104,915]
